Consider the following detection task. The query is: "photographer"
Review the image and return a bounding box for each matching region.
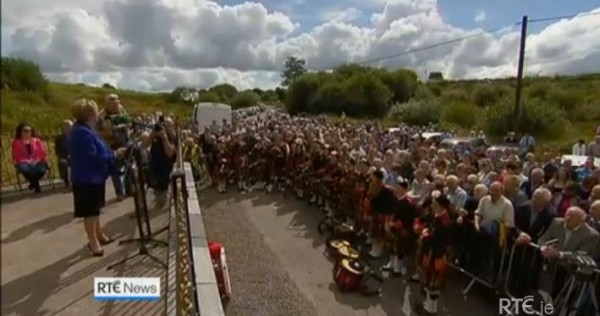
[148,117,176,209]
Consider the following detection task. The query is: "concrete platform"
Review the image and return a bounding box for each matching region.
[1,184,169,316]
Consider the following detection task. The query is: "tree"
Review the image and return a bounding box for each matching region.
[428,72,444,81]
[0,57,48,92]
[231,91,260,109]
[197,91,221,103]
[210,83,238,101]
[281,56,307,87]
[275,87,287,102]
[102,83,116,90]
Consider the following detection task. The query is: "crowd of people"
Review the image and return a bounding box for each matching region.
[8,93,600,314]
[190,110,600,314]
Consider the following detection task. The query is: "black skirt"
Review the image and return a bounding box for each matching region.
[73,183,106,218]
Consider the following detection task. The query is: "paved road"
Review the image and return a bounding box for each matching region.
[200,189,498,316]
[1,186,168,316]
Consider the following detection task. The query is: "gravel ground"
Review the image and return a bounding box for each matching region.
[201,190,318,316]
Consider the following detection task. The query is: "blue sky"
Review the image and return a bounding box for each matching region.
[218,0,599,34]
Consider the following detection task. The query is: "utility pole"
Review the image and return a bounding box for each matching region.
[514,15,528,127]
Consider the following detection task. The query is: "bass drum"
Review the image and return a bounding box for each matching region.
[333,259,365,292]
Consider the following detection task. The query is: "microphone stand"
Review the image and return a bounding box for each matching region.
[107,142,167,270]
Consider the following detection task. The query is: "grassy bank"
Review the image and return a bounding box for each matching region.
[1,82,192,134]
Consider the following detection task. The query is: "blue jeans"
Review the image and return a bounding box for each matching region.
[16,162,48,186]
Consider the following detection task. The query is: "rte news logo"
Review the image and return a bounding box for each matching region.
[94,277,161,301]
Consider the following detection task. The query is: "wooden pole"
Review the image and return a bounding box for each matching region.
[514,15,528,127]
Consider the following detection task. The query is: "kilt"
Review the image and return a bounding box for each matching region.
[371,213,391,239]
[420,250,449,290]
[388,221,415,256]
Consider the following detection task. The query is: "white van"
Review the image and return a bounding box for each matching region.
[192,102,232,132]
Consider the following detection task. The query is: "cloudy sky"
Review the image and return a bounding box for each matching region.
[2,0,599,91]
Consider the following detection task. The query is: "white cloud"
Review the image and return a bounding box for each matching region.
[2,0,599,91]
[474,10,486,23]
[321,7,361,23]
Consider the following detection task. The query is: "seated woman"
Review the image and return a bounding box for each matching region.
[11,123,48,193]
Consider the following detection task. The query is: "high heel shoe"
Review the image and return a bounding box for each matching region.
[87,244,104,257]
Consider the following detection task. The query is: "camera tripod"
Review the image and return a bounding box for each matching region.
[107,143,167,271]
[553,271,599,316]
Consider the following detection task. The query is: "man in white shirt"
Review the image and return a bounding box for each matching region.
[475,181,515,231]
[446,175,467,212]
[572,139,587,156]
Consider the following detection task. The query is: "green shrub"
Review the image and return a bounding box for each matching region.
[483,97,569,139]
[197,91,221,103]
[230,91,260,109]
[471,84,506,107]
[1,57,48,92]
[442,89,469,102]
[546,90,584,111]
[441,101,480,128]
[396,98,442,126]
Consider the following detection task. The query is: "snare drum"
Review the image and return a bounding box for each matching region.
[325,239,350,261]
[333,259,365,292]
[337,245,360,262]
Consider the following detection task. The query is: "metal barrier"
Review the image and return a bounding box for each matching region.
[450,227,600,314]
[166,129,199,316]
[503,242,600,316]
[449,227,511,296]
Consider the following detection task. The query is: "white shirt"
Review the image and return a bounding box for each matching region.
[572,143,587,156]
[350,147,366,159]
[476,195,515,227]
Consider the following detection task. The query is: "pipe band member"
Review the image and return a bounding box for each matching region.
[415,190,453,315]
[383,177,417,276]
[368,169,398,258]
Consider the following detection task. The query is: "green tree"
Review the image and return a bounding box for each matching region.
[1,57,48,92]
[210,83,238,101]
[275,87,286,102]
[285,73,322,114]
[102,83,116,90]
[281,56,307,87]
[471,84,504,107]
[428,72,444,81]
[197,91,221,103]
[395,98,442,126]
[231,91,260,109]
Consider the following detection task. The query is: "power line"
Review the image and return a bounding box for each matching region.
[346,10,600,68]
[523,11,600,24]
[355,26,512,66]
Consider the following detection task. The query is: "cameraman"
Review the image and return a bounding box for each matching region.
[149,117,176,209]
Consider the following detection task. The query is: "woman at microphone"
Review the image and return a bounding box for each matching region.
[69,99,123,256]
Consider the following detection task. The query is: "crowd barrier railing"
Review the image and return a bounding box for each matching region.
[166,129,199,316]
[503,242,600,315]
[166,129,224,316]
[448,228,511,296]
[450,230,600,315]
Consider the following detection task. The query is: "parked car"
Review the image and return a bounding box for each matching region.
[440,137,488,149]
[487,143,520,153]
[411,132,445,144]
